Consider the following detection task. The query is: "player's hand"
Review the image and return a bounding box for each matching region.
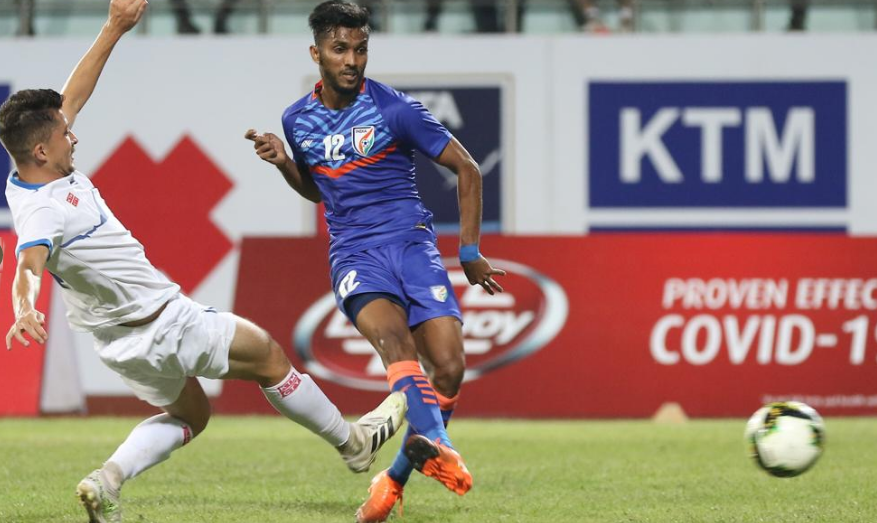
[107,0,148,34]
[462,257,506,295]
[245,129,290,166]
[5,310,48,350]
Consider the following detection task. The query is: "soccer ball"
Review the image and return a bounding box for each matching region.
[744,401,825,478]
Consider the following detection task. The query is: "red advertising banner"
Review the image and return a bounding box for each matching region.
[0,231,52,416]
[219,235,877,418]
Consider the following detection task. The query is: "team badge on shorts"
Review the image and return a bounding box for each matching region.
[352,126,375,157]
[430,285,449,303]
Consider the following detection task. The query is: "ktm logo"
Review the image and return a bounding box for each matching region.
[293,259,568,390]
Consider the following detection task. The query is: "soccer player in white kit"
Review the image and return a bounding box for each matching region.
[0,1,405,521]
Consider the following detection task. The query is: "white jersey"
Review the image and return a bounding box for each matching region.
[6,170,179,331]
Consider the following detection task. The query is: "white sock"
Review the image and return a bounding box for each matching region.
[261,367,350,447]
[106,413,194,486]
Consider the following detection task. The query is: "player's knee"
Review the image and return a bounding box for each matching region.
[189,405,211,436]
[229,317,292,386]
[266,337,287,362]
[246,335,291,387]
[188,389,212,436]
[167,389,212,436]
[263,338,292,382]
[430,355,465,397]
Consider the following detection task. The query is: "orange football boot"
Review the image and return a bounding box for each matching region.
[404,434,472,495]
[355,470,403,523]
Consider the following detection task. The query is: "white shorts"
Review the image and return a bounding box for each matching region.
[91,294,237,407]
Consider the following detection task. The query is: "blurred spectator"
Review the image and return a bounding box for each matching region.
[360,0,383,31]
[15,0,35,37]
[422,0,521,33]
[788,0,809,31]
[471,0,504,33]
[576,0,634,33]
[214,0,241,33]
[170,0,201,34]
[165,0,247,34]
[423,0,443,32]
[422,0,631,34]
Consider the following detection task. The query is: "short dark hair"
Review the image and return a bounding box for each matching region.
[309,1,370,44]
[0,89,64,165]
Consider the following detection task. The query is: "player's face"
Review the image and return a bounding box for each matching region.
[43,110,78,176]
[312,26,369,95]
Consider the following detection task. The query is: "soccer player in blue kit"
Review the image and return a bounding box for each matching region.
[245,1,505,520]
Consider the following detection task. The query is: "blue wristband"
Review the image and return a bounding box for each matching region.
[459,244,481,263]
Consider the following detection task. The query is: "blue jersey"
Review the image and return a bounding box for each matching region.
[282,79,452,260]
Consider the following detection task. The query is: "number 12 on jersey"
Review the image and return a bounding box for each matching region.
[323,134,346,161]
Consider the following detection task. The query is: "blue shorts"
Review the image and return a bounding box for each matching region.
[330,241,462,328]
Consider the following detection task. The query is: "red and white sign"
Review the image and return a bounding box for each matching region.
[91,135,234,294]
[291,257,566,390]
[219,234,877,418]
[0,231,54,416]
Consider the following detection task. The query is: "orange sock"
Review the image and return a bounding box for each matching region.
[386,360,447,443]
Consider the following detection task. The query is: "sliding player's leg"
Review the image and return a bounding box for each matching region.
[77,377,210,523]
[223,314,406,472]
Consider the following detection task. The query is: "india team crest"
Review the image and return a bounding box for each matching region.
[351,126,375,157]
[430,285,449,303]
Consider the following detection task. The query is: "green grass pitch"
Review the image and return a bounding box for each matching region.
[1,417,875,522]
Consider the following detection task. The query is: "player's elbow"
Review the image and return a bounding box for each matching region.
[458,159,482,185]
[466,158,481,178]
[304,189,322,203]
[17,247,49,277]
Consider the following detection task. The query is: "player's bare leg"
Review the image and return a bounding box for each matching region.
[357,316,466,521]
[355,299,422,367]
[404,317,470,493]
[78,378,209,523]
[355,301,470,522]
[354,299,424,523]
[414,316,465,399]
[223,316,405,472]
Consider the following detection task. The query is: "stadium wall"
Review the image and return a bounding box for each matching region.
[0,34,874,417]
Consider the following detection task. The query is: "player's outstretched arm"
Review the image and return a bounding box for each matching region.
[435,137,506,295]
[5,247,50,350]
[245,129,322,203]
[61,0,148,129]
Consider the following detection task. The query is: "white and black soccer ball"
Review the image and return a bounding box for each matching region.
[744,401,825,478]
